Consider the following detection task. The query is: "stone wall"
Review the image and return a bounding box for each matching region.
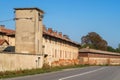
[0,52,43,72]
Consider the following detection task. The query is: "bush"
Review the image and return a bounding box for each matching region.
[42,63,51,69]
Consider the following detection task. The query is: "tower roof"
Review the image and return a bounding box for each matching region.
[14,7,44,13]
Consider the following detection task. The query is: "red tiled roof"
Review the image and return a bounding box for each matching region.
[0,27,15,36]
[0,39,9,45]
[14,8,44,14]
[43,27,80,46]
[79,48,120,56]
[0,26,80,46]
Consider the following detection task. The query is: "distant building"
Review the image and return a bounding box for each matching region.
[79,48,120,65]
[0,39,9,51]
[0,25,15,51]
[0,25,15,46]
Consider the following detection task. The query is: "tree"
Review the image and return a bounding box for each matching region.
[116,43,120,53]
[107,46,116,52]
[81,32,108,50]
[118,44,120,49]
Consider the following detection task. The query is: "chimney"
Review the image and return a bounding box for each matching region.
[53,30,58,35]
[48,28,53,33]
[43,25,47,31]
[0,25,5,29]
[63,35,70,40]
[58,32,62,37]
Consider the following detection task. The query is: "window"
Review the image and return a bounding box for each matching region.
[60,50,62,58]
[45,38,47,43]
[38,40,39,52]
[38,13,41,21]
[65,51,67,58]
[69,52,71,59]
[55,49,57,58]
[49,37,51,43]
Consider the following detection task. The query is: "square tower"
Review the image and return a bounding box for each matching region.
[15,8,44,54]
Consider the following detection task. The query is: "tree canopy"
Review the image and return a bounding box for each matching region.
[107,44,120,53]
[115,44,120,53]
[81,32,108,51]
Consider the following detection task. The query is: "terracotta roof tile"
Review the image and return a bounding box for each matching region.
[79,48,120,56]
[0,26,80,46]
[43,27,80,46]
[0,27,15,35]
[0,39,9,45]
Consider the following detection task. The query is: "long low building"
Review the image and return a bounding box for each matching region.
[79,48,120,65]
[43,27,80,66]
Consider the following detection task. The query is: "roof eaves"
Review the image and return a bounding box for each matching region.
[14,7,44,13]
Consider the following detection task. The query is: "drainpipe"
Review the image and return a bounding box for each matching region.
[88,53,90,65]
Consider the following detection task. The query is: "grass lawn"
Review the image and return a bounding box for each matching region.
[0,64,88,79]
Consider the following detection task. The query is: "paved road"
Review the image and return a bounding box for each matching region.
[4,66,120,80]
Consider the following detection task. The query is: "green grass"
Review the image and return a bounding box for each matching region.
[0,64,88,79]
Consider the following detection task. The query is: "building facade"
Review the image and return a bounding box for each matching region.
[15,8,44,54]
[43,27,80,66]
[0,39,9,51]
[0,25,15,51]
[0,25,15,46]
[15,8,80,67]
[79,48,120,65]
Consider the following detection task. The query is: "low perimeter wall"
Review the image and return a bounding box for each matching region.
[79,57,120,65]
[79,48,120,65]
[0,53,44,72]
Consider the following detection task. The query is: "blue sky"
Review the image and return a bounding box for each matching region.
[0,0,120,48]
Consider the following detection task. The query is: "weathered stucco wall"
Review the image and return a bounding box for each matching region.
[0,53,43,72]
[8,36,15,46]
[79,57,120,65]
[15,8,43,54]
[110,58,120,65]
[51,59,79,66]
[42,36,79,66]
